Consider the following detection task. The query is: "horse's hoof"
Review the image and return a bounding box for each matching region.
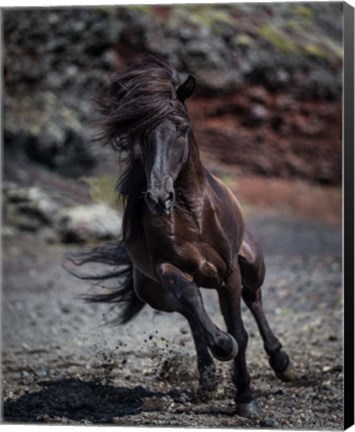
[236,399,260,419]
[211,335,239,361]
[275,361,296,382]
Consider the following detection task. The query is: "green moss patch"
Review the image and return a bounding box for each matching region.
[81,174,119,209]
[259,25,298,54]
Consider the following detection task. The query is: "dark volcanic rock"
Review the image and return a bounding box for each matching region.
[3,4,342,183]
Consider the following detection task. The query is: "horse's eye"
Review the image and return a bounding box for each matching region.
[179,126,190,137]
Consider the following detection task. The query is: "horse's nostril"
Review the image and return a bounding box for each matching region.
[146,191,157,206]
[145,189,174,213]
[163,192,174,207]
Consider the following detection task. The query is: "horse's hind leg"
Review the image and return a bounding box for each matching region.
[218,268,260,418]
[239,228,295,382]
[133,268,217,392]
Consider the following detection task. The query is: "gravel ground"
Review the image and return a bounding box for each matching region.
[1,210,343,429]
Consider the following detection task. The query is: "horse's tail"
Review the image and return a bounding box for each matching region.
[68,242,145,325]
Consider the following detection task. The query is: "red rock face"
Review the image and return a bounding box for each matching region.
[3,4,343,187]
[188,86,342,186]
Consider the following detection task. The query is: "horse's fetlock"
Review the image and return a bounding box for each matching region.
[235,386,254,404]
[264,340,282,356]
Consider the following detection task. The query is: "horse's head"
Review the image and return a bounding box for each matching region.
[138,75,196,216]
[99,55,197,216]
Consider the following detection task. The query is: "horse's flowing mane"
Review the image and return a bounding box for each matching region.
[97,54,189,241]
[70,55,197,320]
[97,54,181,152]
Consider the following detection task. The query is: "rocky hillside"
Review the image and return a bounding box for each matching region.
[4,3,343,184]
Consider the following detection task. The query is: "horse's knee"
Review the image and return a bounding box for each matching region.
[264,339,282,357]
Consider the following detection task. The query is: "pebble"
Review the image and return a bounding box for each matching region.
[260,417,279,428]
[21,370,31,379]
[35,368,48,377]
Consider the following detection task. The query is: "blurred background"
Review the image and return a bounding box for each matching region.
[2,3,344,428]
[3,2,342,234]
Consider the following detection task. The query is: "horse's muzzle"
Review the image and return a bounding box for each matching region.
[145,190,175,215]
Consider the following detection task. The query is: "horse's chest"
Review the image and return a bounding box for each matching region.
[128,208,236,287]
[176,240,227,287]
[175,217,236,285]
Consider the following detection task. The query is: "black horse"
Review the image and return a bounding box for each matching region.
[73,54,295,418]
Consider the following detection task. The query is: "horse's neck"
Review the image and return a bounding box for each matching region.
[176,134,206,214]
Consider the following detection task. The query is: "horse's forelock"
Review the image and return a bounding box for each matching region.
[98,55,181,150]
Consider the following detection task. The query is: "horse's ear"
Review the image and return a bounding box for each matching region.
[176,75,196,102]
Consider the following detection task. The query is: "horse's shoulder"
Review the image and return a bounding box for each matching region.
[206,171,244,217]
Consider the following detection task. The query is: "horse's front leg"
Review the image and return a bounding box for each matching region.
[133,268,217,392]
[188,316,218,393]
[156,262,238,362]
[218,268,260,419]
